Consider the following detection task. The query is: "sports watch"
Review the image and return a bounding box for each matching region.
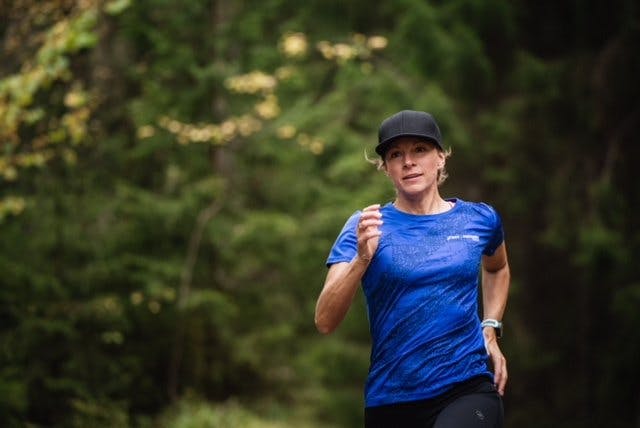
[481,319,503,339]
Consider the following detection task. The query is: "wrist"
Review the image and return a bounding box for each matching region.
[482,326,497,342]
[481,318,503,339]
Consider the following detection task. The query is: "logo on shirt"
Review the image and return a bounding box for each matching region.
[446,234,479,242]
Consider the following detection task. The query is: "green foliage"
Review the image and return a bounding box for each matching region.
[0,0,638,427]
[157,397,325,428]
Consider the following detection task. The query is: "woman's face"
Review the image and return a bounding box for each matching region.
[382,137,445,197]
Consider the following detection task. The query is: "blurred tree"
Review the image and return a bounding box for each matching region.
[0,0,98,220]
[0,0,638,427]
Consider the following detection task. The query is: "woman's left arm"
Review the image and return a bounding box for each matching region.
[481,242,511,395]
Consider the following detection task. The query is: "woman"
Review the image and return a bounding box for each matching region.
[315,110,510,427]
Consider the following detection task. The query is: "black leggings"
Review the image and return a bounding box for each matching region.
[364,377,503,428]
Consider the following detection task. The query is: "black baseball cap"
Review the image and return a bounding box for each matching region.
[376,110,443,157]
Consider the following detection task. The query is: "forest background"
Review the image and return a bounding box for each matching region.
[1,0,639,427]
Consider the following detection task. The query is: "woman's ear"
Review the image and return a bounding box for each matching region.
[382,163,389,175]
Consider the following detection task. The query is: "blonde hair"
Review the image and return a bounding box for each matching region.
[365,146,453,186]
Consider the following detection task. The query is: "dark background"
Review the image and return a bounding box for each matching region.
[1,0,639,426]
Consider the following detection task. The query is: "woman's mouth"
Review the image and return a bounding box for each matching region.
[403,173,422,180]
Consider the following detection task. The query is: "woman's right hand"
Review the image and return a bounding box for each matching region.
[356,204,383,262]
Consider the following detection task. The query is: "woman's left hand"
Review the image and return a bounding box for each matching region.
[484,330,507,396]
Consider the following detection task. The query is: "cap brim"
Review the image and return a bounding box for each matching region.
[375,135,442,157]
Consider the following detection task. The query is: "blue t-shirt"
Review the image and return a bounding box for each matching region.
[326,199,504,408]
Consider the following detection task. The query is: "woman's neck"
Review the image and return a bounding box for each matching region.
[393,191,451,215]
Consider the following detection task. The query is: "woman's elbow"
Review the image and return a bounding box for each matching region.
[314,313,336,335]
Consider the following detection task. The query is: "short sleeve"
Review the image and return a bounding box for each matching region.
[326,211,361,267]
[481,204,504,256]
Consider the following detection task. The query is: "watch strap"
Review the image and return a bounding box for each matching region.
[481,319,503,338]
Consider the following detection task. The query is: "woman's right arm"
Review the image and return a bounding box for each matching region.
[314,204,382,335]
[314,257,370,335]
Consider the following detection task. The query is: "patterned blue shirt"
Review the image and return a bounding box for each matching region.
[326,199,504,407]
